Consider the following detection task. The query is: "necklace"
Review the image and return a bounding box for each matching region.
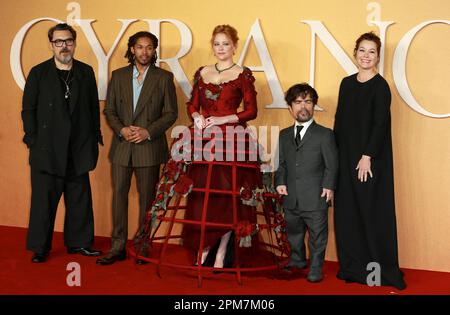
[215,63,236,74]
[59,68,73,99]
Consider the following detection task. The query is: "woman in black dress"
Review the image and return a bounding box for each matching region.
[333,32,406,290]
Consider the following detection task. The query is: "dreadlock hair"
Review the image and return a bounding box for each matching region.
[124,31,158,65]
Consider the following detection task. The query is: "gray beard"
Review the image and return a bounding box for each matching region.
[57,54,73,65]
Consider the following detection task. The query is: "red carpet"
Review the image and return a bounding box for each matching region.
[1,225,449,295]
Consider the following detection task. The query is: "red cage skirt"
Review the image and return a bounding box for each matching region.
[130,124,290,286]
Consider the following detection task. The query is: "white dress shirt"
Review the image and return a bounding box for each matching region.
[294,118,314,140]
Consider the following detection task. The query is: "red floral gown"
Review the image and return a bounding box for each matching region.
[182,67,259,263]
[134,66,289,271]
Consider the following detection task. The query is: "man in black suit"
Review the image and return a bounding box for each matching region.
[22,23,103,263]
[275,83,338,282]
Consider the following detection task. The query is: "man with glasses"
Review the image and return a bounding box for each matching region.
[275,83,338,282]
[22,23,103,263]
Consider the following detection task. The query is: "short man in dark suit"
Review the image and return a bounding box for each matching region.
[22,23,103,263]
[97,32,178,265]
[275,83,338,282]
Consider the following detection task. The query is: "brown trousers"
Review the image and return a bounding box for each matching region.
[110,163,160,253]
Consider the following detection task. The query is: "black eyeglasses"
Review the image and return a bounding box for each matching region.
[51,38,75,47]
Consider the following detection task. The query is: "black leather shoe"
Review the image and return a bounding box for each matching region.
[282,263,307,273]
[31,252,49,263]
[282,265,294,274]
[135,259,149,265]
[96,250,127,265]
[212,269,226,274]
[67,247,103,256]
[307,269,323,283]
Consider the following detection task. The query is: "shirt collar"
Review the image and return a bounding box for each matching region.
[133,65,150,80]
[295,118,314,129]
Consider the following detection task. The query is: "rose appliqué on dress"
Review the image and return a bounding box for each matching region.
[205,86,222,101]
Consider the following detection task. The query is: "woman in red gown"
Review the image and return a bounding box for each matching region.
[181,24,261,268]
[135,25,289,273]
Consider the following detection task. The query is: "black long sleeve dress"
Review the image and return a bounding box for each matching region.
[333,73,406,290]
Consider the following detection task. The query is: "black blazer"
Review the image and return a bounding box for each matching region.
[22,58,102,177]
[275,121,338,211]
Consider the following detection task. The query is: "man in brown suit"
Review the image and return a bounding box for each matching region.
[97,31,178,265]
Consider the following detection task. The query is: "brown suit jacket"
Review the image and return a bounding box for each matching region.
[104,65,178,167]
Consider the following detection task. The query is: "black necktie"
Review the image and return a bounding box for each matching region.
[295,125,304,147]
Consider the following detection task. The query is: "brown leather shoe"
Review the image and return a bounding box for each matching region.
[96,250,126,265]
[135,248,149,265]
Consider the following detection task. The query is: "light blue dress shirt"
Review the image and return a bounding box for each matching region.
[132,65,151,141]
[132,65,150,112]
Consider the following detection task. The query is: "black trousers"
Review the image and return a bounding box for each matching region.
[26,159,94,253]
[285,208,328,270]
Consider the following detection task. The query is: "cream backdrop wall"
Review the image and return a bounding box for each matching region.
[1,0,449,272]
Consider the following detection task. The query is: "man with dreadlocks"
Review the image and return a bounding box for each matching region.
[97,31,178,265]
